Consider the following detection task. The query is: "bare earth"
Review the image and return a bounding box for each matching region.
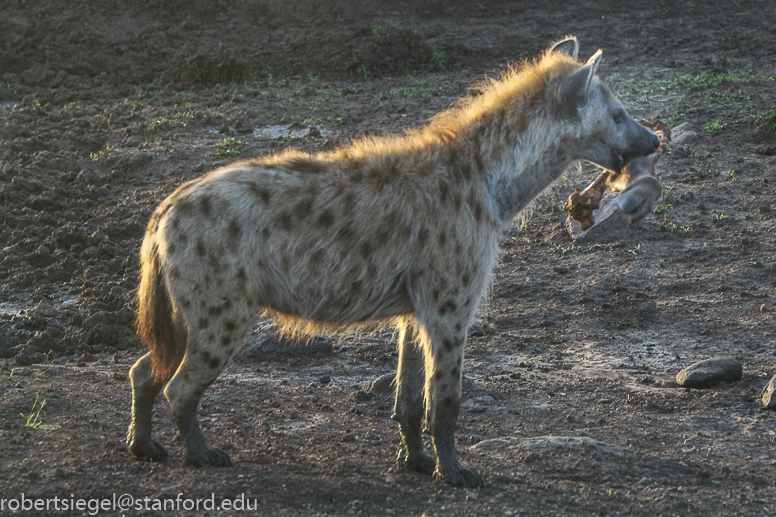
[1,0,775,515]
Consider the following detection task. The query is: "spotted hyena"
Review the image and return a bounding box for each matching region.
[126,36,659,487]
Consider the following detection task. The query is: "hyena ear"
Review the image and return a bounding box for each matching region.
[556,49,603,118]
[550,36,579,60]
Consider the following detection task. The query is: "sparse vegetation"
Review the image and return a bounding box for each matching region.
[370,19,400,38]
[89,143,115,161]
[703,120,725,134]
[378,80,457,100]
[751,108,776,134]
[147,104,199,131]
[20,394,47,430]
[212,137,249,157]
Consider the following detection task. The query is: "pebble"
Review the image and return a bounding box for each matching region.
[675,357,742,388]
[14,353,32,367]
[370,373,395,393]
[762,375,776,410]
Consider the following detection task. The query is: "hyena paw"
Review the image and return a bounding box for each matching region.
[433,464,485,488]
[397,449,436,476]
[127,437,168,462]
[184,446,233,468]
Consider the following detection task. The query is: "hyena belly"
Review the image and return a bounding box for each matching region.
[160,165,416,326]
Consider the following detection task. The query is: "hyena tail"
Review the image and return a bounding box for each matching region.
[134,235,181,383]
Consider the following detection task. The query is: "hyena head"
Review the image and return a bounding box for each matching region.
[552,37,660,172]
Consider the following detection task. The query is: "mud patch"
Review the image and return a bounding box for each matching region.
[161,45,252,86]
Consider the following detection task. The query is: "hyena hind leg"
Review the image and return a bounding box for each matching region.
[127,353,169,461]
[163,320,251,467]
[392,320,435,475]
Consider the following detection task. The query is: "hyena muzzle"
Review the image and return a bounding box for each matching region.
[127,36,659,488]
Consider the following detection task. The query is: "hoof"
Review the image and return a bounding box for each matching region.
[397,449,435,476]
[185,446,233,468]
[434,464,485,488]
[128,437,168,462]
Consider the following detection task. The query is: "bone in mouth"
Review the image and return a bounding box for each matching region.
[566,119,671,230]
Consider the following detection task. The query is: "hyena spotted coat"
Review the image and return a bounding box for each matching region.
[127,36,659,487]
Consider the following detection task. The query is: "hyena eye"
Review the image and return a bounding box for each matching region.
[612,110,624,124]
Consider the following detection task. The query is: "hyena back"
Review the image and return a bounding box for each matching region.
[127,36,659,487]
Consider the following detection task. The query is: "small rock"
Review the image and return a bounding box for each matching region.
[671,122,700,145]
[467,396,495,406]
[676,357,743,388]
[79,353,96,363]
[319,375,330,385]
[370,373,395,393]
[14,353,32,367]
[46,468,66,479]
[762,375,776,410]
[352,389,371,402]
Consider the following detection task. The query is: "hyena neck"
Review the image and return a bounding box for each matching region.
[473,115,576,227]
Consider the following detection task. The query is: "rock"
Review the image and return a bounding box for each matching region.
[352,389,371,402]
[79,353,97,363]
[370,373,395,393]
[45,468,66,479]
[671,122,700,145]
[676,358,743,388]
[14,353,32,366]
[762,375,776,410]
[465,396,495,406]
[472,436,623,456]
[318,375,330,385]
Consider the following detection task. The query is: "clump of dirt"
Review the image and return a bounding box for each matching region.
[754,109,776,141]
[348,26,442,76]
[161,45,252,86]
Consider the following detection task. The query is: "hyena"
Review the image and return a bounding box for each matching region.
[127,36,659,487]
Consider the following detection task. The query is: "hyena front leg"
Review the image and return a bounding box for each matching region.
[163,309,253,467]
[393,319,436,475]
[423,317,484,488]
[127,353,169,461]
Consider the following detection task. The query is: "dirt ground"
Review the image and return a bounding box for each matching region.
[1,0,775,515]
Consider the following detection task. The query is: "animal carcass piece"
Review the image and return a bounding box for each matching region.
[566,119,671,230]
